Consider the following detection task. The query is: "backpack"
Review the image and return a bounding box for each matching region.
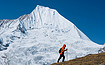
[59,48,62,53]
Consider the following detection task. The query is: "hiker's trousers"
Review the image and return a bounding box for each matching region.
[57,54,65,62]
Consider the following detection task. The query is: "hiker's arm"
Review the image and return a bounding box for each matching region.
[64,49,67,51]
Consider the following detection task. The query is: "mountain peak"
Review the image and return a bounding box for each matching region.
[35,5,51,9]
[33,5,56,13]
[36,5,45,8]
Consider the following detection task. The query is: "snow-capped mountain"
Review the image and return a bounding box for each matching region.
[0,5,103,65]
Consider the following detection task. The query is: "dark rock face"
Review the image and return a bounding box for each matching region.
[98,46,105,53]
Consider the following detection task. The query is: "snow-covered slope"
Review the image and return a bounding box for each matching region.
[0,5,103,65]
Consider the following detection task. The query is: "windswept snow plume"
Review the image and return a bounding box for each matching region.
[0,5,103,65]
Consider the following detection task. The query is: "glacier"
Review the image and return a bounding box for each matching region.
[0,5,103,65]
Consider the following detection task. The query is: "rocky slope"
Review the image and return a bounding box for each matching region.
[52,52,105,65]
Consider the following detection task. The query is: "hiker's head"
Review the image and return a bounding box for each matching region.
[63,44,66,48]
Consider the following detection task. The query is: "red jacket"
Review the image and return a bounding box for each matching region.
[60,44,67,55]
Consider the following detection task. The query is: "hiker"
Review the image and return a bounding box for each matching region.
[57,44,67,62]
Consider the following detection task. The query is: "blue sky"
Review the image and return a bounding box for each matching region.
[0,0,105,44]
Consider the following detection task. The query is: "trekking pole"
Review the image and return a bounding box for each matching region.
[67,48,68,61]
